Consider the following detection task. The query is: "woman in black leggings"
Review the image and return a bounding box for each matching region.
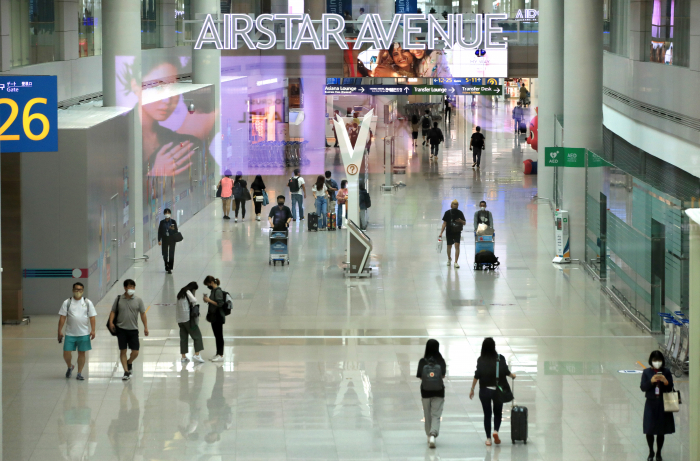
[233,172,248,222]
[202,275,225,362]
[250,175,266,221]
[469,337,516,446]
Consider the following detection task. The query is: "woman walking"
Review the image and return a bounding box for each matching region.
[176,282,205,363]
[312,175,329,230]
[250,175,267,221]
[202,276,225,362]
[218,170,234,220]
[410,114,420,149]
[469,337,516,446]
[233,172,248,222]
[416,339,447,449]
[640,350,675,461]
[336,180,348,229]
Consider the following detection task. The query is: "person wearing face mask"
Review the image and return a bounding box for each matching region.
[57,282,97,380]
[640,350,675,461]
[108,279,148,380]
[202,276,226,362]
[268,195,293,231]
[158,208,179,273]
[474,201,494,234]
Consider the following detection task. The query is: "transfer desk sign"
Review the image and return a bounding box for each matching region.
[0,76,58,153]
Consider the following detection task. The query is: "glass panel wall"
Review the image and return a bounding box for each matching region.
[604,0,629,56]
[644,0,690,67]
[79,0,102,57]
[175,0,191,46]
[142,0,159,49]
[11,0,55,67]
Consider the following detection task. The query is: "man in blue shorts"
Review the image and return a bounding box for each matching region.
[58,282,97,380]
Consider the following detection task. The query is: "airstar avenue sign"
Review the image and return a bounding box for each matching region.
[194,13,508,51]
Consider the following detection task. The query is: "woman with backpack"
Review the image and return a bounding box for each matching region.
[202,276,226,362]
[232,172,249,222]
[439,199,466,268]
[416,339,447,448]
[469,337,516,446]
[176,282,205,364]
[411,114,421,149]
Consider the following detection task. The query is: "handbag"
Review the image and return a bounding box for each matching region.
[106,295,120,336]
[216,183,222,198]
[663,388,681,413]
[496,356,514,403]
[172,231,184,243]
[262,190,269,206]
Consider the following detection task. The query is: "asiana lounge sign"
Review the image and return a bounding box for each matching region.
[194,13,508,51]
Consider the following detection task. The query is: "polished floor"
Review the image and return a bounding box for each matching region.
[2,99,690,460]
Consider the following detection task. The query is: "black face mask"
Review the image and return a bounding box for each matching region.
[278,202,284,206]
[207,285,213,290]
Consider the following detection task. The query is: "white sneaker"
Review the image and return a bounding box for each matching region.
[429,435,436,448]
[454,263,460,269]
[181,357,189,364]
[234,218,238,222]
[192,355,205,363]
[447,260,451,266]
[211,355,224,362]
[256,216,261,221]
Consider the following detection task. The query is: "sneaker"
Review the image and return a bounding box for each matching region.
[447,260,451,266]
[76,373,85,381]
[192,355,205,363]
[454,263,460,269]
[122,372,131,381]
[128,363,133,372]
[223,216,230,220]
[167,270,172,274]
[485,438,492,446]
[429,435,436,448]
[181,357,189,364]
[493,432,500,444]
[256,216,261,221]
[211,355,224,362]
[472,163,476,167]
[65,365,74,378]
[234,218,238,222]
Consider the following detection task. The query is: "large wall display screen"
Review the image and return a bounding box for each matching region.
[0,75,58,153]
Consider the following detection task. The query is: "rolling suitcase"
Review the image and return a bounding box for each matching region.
[518,121,527,134]
[510,378,528,444]
[327,212,336,231]
[308,212,318,231]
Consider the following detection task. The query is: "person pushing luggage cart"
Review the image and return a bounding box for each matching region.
[474,201,499,270]
[268,196,293,266]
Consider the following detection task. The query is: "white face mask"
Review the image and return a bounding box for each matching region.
[127,289,135,296]
[73,291,83,299]
[164,214,171,219]
[652,361,663,369]
[480,206,486,211]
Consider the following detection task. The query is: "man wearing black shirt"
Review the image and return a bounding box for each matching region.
[268,195,293,231]
[439,200,467,268]
[470,126,485,168]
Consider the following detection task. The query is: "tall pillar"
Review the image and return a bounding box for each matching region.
[102,0,144,260]
[562,0,603,260]
[687,212,700,461]
[54,0,79,61]
[537,0,563,226]
[0,0,10,70]
[159,0,176,48]
[193,0,221,175]
[478,0,490,14]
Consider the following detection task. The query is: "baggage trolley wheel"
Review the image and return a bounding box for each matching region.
[674,366,683,378]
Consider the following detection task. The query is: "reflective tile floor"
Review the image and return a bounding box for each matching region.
[2,100,690,460]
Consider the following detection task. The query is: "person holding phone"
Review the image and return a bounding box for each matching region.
[640,350,675,461]
[202,276,225,362]
[158,208,179,273]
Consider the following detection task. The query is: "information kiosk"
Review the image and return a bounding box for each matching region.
[345,219,372,278]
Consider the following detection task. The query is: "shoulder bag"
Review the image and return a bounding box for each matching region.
[450,209,463,233]
[496,355,514,403]
[188,299,200,327]
[106,295,121,336]
[262,190,269,206]
[663,386,681,412]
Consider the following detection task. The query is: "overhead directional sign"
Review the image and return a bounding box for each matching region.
[325,84,502,96]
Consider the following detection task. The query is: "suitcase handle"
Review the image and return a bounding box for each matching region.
[511,376,516,408]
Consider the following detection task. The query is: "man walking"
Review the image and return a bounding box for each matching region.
[428,122,444,161]
[58,282,97,380]
[325,171,338,226]
[470,126,486,168]
[512,101,524,135]
[108,279,148,381]
[288,168,306,221]
[158,208,178,273]
[444,97,452,125]
[421,110,432,146]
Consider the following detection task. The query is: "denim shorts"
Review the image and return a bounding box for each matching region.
[63,335,92,352]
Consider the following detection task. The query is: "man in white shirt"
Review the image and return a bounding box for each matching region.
[58,282,97,380]
[288,168,307,221]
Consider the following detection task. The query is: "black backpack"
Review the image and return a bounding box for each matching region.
[288,177,300,193]
[421,115,431,129]
[421,357,444,391]
[450,209,463,233]
[233,181,244,200]
[475,250,500,265]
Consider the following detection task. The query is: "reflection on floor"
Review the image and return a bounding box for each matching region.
[3,99,689,460]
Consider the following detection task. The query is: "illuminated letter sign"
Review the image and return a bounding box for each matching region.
[0,76,58,153]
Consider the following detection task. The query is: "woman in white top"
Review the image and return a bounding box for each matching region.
[312,175,329,230]
[176,282,205,363]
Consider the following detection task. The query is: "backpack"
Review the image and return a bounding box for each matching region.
[106,295,121,336]
[421,357,444,391]
[449,209,463,233]
[288,176,300,193]
[233,181,244,200]
[421,115,431,129]
[221,291,233,316]
[475,250,500,265]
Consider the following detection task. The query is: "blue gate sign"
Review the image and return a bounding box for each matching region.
[0,75,58,153]
[396,0,417,14]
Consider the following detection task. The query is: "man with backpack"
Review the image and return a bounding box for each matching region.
[428,122,444,161]
[470,126,486,168]
[287,168,306,221]
[421,109,432,146]
[58,282,97,380]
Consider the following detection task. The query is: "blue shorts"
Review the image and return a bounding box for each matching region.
[63,335,92,352]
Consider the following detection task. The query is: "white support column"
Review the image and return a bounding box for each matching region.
[477,0,490,14]
[0,0,11,70]
[159,0,177,48]
[537,0,563,239]
[102,0,144,260]
[193,0,221,175]
[687,211,700,461]
[54,0,79,61]
[562,0,603,260]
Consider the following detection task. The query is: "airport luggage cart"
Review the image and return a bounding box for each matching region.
[269,230,290,266]
[474,233,499,271]
[658,312,689,377]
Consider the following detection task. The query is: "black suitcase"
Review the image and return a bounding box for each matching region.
[510,378,528,443]
[308,212,318,231]
[518,121,527,134]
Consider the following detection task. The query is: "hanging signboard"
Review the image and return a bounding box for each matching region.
[395,0,417,14]
[544,147,586,167]
[0,75,58,153]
